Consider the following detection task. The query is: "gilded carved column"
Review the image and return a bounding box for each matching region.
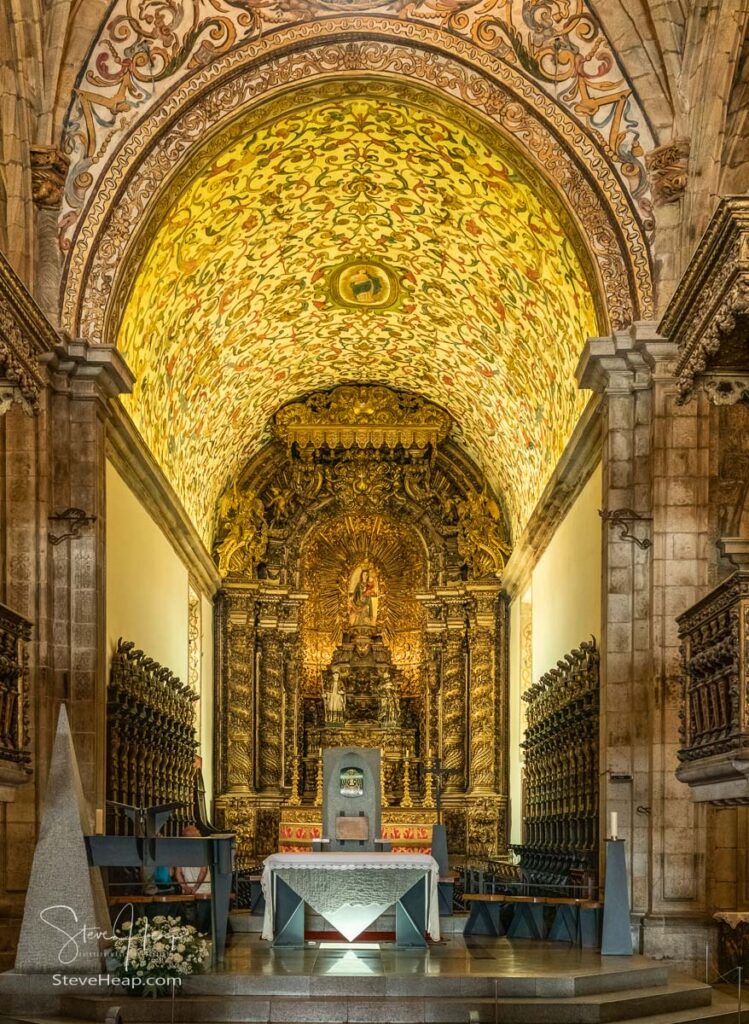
[468,622,496,793]
[224,593,255,794]
[441,621,467,792]
[425,643,441,760]
[259,628,283,792]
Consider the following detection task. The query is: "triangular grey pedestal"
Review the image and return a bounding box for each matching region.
[14,704,109,973]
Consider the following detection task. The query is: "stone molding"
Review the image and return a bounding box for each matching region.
[659,197,749,400]
[645,138,690,206]
[38,336,134,402]
[501,394,602,598]
[576,322,678,396]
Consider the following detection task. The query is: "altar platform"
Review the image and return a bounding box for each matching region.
[0,934,741,1023]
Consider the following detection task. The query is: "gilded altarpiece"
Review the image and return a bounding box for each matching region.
[213,386,510,865]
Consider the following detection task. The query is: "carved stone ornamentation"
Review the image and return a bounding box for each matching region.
[29,146,70,208]
[0,254,48,417]
[701,376,749,406]
[645,139,689,206]
[659,198,749,401]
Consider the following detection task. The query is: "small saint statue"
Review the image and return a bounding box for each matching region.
[323,669,346,724]
[378,670,400,726]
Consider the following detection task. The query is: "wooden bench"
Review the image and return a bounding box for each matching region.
[463,892,602,947]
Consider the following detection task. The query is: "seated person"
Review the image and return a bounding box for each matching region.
[140,862,178,896]
[175,824,211,933]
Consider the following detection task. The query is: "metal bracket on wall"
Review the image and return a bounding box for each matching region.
[48,507,97,546]
[599,508,652,550]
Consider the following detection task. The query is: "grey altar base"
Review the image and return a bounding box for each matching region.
[323,747,381,851]
[601,839,633,955]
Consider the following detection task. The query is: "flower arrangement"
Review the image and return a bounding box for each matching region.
[108,915,210,997]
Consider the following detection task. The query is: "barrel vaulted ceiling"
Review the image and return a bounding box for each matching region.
[116,92,600,544]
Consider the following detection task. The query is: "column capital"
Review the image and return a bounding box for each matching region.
[39,335,134,401]
[30,146,69,209]
[576,322,677,395]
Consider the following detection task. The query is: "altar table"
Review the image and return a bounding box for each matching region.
[261,852,440,946]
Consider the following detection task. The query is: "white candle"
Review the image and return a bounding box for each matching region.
[610,811,618,839]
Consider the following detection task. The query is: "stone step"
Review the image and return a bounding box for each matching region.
[51,976,713,1024]
[622,988,740,1023]
[460,977,713,1023]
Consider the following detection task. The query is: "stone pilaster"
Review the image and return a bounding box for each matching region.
[578,323,711,972]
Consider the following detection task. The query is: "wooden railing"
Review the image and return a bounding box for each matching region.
[0,603,32,788]
[676,570,749,802]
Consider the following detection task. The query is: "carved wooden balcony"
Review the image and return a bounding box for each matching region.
[0,603,32,797]
[676,570,749,803]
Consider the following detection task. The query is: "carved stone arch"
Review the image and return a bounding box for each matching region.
[60,20,653,345]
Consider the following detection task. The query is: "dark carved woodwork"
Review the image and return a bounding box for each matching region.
[676,571,749,802]
[107,639,199,835]
[0,603,32,786]
[514,638,600,890]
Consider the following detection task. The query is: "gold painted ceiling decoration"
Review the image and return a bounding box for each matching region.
[117,93,600,544]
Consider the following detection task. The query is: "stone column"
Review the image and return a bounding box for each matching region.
[578,324,710,971]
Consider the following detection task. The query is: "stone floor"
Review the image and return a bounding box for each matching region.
[0,933,742,1021]
[217,932,656,978]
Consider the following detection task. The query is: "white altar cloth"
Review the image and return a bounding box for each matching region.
[261,852,440,942]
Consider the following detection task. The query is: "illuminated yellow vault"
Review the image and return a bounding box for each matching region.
[117,86,601,543]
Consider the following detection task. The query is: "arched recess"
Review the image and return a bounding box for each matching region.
[212,384,512,861]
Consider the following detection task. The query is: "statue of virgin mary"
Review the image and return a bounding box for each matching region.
[348,564,379,627]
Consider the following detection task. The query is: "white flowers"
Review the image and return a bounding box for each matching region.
[109,915,210,983]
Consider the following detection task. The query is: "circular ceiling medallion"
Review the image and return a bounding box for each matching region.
[329,259,400,310]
